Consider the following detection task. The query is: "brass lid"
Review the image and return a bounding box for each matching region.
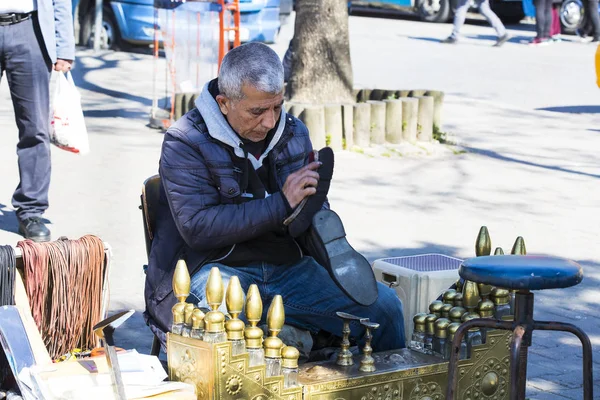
[429,300,444,316]
[477,283,493,299]
[245,326,263,348]
[225,318,245,340]
[264,336,283,358]
[449,307,467,323]
[226,276,244,318]
[434,318,451,338]
[475,226,492,257]
[443,289,457,305]
[191,308,205,330]
[477,300,495,318]
[413,313,427,332]
[453,293,463,307]
[204,310,225,333]
[281,346,300,368]
[172,303,185,324]
[425,314,438,334]
[441,304,453,318]
[206,267,224,310]
[447,322,461,340]
[184,303,195,325]
[461,312,481,331]
[245,284,263,327]
[490,288,510,305]
[494,247,504,255]
[173,259,191,303]
[267,295,285,337]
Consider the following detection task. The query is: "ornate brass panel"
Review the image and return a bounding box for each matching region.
[168,331,511,400]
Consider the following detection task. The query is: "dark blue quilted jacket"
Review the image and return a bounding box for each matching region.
[144,86,314,339]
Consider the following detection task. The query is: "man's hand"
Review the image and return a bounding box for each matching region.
[54,59,73,72]
[282,162,321,209]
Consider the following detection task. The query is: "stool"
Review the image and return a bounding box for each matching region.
[445,255,593,400]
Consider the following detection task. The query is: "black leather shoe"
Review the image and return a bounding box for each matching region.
[18,217,51,242]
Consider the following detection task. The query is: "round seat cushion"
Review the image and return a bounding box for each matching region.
[459,255,583,291]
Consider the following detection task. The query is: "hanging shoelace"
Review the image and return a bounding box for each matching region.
[0,245,16,307]
[18,235,105,359]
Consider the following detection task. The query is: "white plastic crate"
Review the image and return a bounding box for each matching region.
[372,254,462,346]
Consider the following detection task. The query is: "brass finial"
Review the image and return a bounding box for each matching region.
[475,226,492,257]
[281,346,300,369]
[204,267,225,333]
[494,247,504,255]
[413,313,427,332]
[477,283,493,301]
[264,295,285,358]
[462,280,480,312]
[511,237,527,255]
[429,300,444,317]
[443,289,457,305]
[477,300,495,318]
[192,308,205,329]
[449,307,467,323]
[359,320,379,372]
[426,314,438,335]
[454,293,464,307]
[434,318,451,339]
[245,284,264,349]
[172,303,185,324]
[441,304,453,319]
[455,278,463,293]
[173,259,191,303]
[225,276,245,340]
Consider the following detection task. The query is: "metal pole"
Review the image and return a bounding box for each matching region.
[93,0,103,51]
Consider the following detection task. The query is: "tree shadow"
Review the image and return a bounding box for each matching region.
[536,105,600,114]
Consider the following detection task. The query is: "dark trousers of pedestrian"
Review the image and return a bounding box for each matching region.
[535,0,553,38]
[0,15,52,221]
[452,0,506,38]
[583,0,600,39]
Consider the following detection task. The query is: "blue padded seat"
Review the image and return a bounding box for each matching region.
[459,255,583,291]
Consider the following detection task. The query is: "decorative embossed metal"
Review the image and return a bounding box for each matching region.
[168,325,511,400]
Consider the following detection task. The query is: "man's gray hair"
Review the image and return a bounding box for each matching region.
[218,42,284,100]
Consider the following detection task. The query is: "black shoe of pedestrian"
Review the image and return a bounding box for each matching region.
[441,36,458,44]
[18,217,51,242]
[494,34,511,47]
[592,37,600,42]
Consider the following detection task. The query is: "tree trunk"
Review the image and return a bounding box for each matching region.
[287,0,354,104]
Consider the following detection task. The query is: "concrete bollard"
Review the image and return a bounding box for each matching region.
[324,104,343,151]
[400,97,418,143]
[342,104,354,150]
[352,89,361,103]
[415,96,434,142]
[426,90,445,132]
[398,90,411,98]
[384,99,403,144]
[368,100,386,145]
[353,103,371,148]
[299,105,327,149]
[357,89,372,103]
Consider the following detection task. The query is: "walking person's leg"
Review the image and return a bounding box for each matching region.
[542,0,553,38]
[532,0,551,43]
[586,0,600,40]
[442,0,471,43]
[477,0,510,46]
[5,17,53,241]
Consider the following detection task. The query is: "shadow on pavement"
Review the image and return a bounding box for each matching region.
[537,105,600,114]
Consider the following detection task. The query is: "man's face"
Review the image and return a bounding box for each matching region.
[216,83,284,142]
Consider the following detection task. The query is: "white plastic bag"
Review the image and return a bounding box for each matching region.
[51,71,89,154]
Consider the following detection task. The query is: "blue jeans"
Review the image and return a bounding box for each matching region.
[188,257,406,352]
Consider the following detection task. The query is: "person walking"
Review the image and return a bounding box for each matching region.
[530,0,553,44]
[0,0,75,242]
[441,0,510,46]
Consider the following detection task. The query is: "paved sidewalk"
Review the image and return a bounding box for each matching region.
[0,15,598,399]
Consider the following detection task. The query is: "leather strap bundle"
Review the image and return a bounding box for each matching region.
[18,236,105,359]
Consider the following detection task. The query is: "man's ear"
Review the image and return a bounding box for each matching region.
[216,94,230,115]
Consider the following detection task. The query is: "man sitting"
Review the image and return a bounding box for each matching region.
[144,42,405,352]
